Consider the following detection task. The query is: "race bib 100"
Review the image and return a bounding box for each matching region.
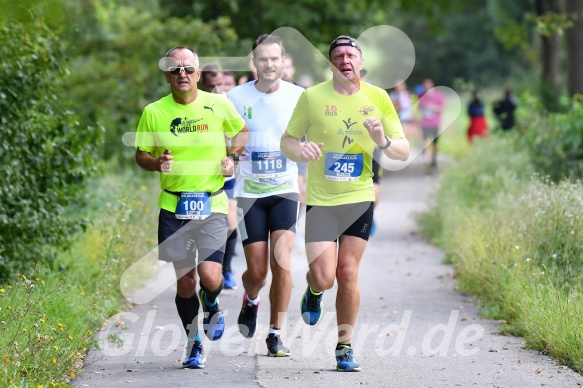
[175,192,211,220]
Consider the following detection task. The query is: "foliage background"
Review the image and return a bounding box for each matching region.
[1,0,582,384]
[0,21,101,278]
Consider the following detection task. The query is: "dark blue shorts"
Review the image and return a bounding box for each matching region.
[236,193,299,246]
[223,178,236,199]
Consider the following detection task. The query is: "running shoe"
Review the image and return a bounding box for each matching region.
[198,289,225,341]
[266,333,291,357]
[237,293,259,338]
[182,342,205,369]
[300,286,323,325]
[335,346,361,372]
[223,270,237,290]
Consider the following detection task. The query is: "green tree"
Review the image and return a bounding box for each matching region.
[535,0,565,111]
[491,0,583,107]
[388,2,525,87]
[59,0,239,163]
[0,20,101,279]
[164,0,374,52]
[565,1,583,97]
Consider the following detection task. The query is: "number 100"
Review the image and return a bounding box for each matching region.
[183,201,204,211]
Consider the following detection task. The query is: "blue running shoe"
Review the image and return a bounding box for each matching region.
[223,270,237,290]
[300,286,323,325]
[335,346,361,372]
[199,289,225,341]
[182,342,204,369]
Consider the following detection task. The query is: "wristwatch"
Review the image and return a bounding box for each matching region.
[228,153,240,164]
[379,135,392,149]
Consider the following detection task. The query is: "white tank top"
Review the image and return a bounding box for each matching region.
[227,80,305,198]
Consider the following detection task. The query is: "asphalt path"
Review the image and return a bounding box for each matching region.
[75,158,583,388]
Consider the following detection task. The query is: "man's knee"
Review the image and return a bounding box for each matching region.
[310,270,335,291]
[198,262,223,290]
[176,269,197,297]
[248,265,269,284]
[336,265,359,286]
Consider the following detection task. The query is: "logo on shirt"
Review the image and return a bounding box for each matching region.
[169,117,207,136]
[337,118,362,136]
[359,105,374,116]
[204,104,215,114]
[338,118,361,148]
[243,106,253,119]
[342,118,358,129]
[325,105,338,116]
[342,136,354,148]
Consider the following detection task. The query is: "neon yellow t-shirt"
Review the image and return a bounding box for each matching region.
[135,92,245,214]
[286,80,404,206]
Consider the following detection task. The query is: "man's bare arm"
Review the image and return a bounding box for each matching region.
[229,124,250,156]
[136,149,173,172]
[281,132,323,162]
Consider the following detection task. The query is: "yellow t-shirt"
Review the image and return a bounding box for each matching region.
[286,80,403,206]
[135,92,245,214]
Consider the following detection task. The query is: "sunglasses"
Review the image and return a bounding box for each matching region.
[166,66,198,75]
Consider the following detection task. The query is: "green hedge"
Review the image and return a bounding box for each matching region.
[0,21,102,279]
[516,95,583,181]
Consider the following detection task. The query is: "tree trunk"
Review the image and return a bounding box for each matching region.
[565,1,583,97]
[536,0,563,110]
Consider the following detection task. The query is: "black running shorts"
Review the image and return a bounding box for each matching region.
[236,193,299,246]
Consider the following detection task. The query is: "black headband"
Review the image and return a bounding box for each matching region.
[328,36,362,58]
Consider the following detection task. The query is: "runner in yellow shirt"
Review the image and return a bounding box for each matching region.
[135,46,249,369]
[281,35,410,372]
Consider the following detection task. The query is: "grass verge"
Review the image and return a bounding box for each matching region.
[0,167,159,387]
[418,133,583,371]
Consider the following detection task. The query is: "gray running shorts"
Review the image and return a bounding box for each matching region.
[305,202,374,243]
[158,209,227,269]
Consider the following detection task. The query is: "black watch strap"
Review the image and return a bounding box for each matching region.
[379,135,391,149]
[228,153,240,163]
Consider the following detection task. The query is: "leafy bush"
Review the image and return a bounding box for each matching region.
[0,21,102,279]
[516,95,583,181]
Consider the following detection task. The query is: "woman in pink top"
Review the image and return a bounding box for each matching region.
[418,79,445,168]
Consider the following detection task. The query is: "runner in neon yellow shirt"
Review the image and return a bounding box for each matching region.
[281,35,410,372]
[135,46,249,369]
[285,79,404,205]
[136,91,243,214]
